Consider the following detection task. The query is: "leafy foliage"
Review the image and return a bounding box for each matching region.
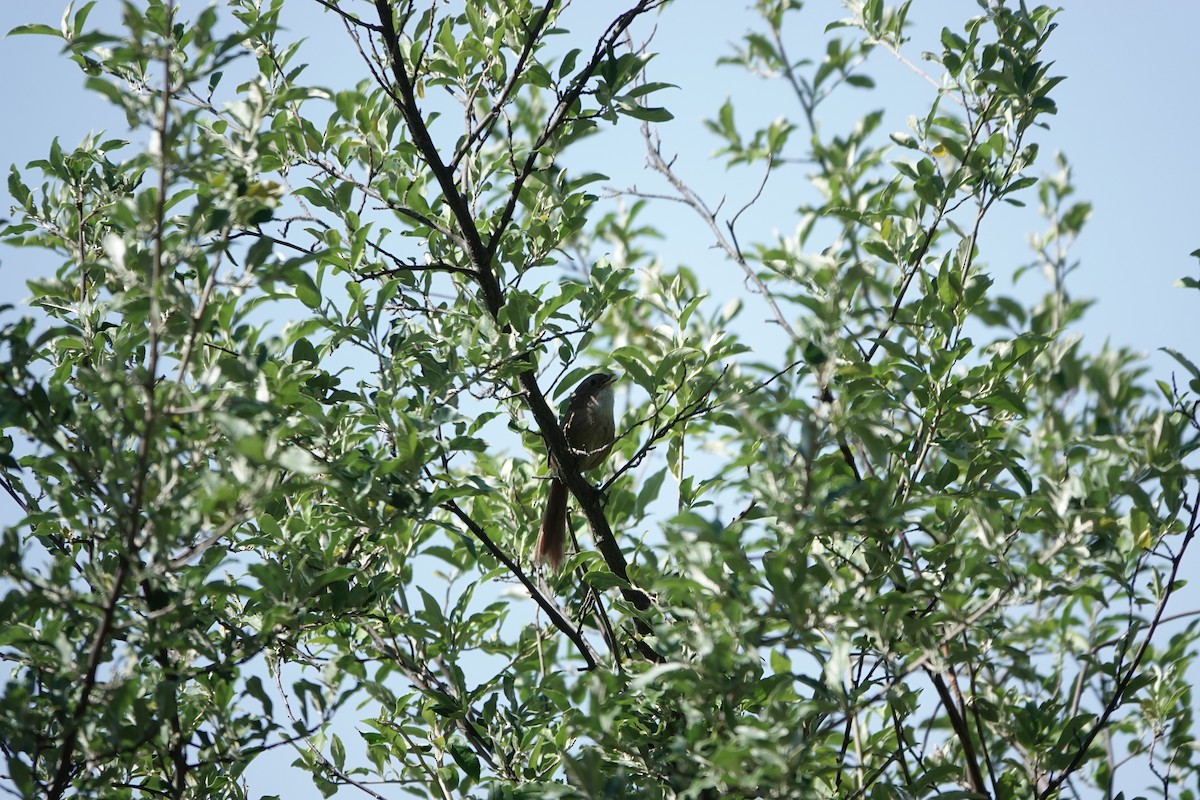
[1,1,1198,799]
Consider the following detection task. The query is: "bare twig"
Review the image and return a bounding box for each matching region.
[639,125,800,343]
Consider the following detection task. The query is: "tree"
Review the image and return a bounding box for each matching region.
[2,0,1199,798]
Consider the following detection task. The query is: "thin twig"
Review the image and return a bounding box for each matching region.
[442,499,601,670]
[1039,485,1200,799]
[273,668,389,800]
[48,7,177,796]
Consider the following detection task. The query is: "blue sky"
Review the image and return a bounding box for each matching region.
[2,2,1198,797]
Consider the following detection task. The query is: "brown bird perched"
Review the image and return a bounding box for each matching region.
[535,372,617,569]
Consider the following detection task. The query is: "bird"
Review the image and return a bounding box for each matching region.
[535,372,617,569]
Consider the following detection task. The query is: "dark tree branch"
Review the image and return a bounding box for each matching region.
[369,0,662,635]
[924,663,989,797]
[442,499,601,670]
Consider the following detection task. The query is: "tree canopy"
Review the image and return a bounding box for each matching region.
[2,1,1199,798]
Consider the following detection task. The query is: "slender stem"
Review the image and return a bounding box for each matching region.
[442,499,601,670]
[1040,486,1200,799]
[49,6,176,796]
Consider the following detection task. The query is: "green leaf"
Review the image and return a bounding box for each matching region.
[6,23,62,37]
[286,267,322,309]
[448,739,481,781]
[615,99,674,122]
